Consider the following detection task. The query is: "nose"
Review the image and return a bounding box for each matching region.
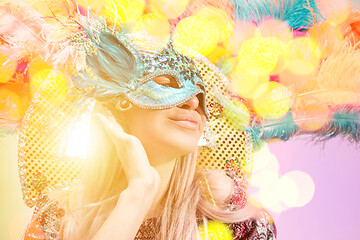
[178,95,200,110]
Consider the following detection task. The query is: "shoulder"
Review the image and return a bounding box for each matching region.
[201,170,247,210]
[199,171,277,239]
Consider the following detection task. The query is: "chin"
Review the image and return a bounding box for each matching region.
[165,132,200,156]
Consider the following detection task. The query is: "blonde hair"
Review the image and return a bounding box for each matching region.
[58,103,257,240]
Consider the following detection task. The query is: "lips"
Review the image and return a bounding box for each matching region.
[169,114,201,130]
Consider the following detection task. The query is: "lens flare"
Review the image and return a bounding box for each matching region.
[60,113,92,159]
[277,171,315,208]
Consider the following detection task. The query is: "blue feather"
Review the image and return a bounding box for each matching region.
[249,111,298,139]
[71,20,144,104]
[231,0,324,30]
[314,110,360,143]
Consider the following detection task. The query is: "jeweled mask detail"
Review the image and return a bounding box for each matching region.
[70,18,208,118]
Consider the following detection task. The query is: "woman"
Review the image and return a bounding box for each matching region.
[22,15,276,240]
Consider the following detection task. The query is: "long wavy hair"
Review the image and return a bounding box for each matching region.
[56,33,259,239]
[55,101,258,240]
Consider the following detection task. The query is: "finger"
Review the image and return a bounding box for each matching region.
[95,112,140,148]
[95,113,123,132]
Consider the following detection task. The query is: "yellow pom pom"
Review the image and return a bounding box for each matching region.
[149,0,190,19]
[0,51,17,83]
[199,221,233,240]
[253,81,291,119]
[101,0,145,25]
[237,37,288,75]
[30,69,68,105]
[230,71,269,99]
[196,7,234,45]
[133,13,170,50]
[285,37,322,75]
[173,15,221,57]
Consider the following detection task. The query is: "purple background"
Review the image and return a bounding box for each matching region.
[271,1,360,238]
[268,137,360,239]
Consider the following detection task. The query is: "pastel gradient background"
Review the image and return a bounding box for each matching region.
[1,1,360,240]
[268,137,360,239]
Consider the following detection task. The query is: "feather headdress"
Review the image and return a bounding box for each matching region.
[1,0,360,146]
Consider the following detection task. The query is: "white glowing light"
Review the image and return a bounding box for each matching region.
[255,189,284,213]
[277,171,315,208]
[63,113,92,158]
[253,144,270,172]
[251,170,279,188]
[266,154,280,174]
[253,144,279,173]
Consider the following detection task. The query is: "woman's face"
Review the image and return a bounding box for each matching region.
[120,76,207,161]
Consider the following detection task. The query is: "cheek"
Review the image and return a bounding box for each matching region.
[126,113,167,142]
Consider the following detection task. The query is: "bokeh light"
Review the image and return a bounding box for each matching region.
[236,37,288,75]
[293,98,330,131]
[133,13,170,49]
[27,57,52,78]
[277,171,315,208]
[196,7,234,45]
[285,37,322,75]
[252,81,291,119]
[173,15,221,57]
[252,144,271,172]
[30,69,68,105]
[101,0,145,25]
[149,0,190,19]
[230,71,268,99]
[250,143,315,214]
[0,87,24,122]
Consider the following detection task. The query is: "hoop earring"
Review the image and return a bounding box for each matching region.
[116,98,132,111]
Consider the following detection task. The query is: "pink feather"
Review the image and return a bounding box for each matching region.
[0,1,50,57]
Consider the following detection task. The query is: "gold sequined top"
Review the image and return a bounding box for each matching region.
[24,206,276,240]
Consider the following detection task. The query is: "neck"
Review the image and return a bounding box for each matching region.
[145,156,177,219]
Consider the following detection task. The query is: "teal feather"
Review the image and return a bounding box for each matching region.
[252,112,299,141]
[247,107,360,146]
[231,0,324,30]
[314,107,360,143]
[71,20,144,102]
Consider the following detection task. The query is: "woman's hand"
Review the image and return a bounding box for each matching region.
[91,105,161,240]
[95,111,160,189]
